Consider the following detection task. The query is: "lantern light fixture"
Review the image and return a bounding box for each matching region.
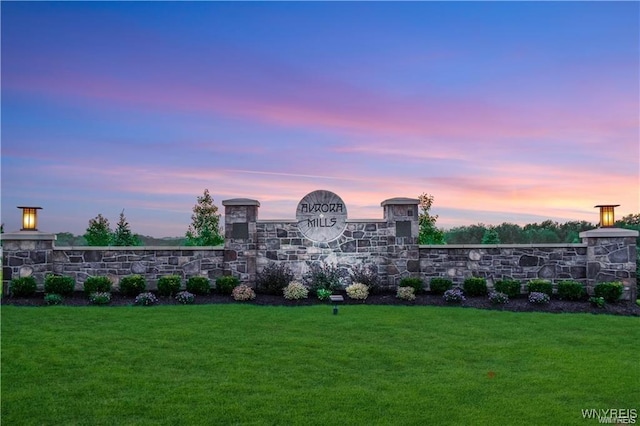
[595,204,619,228]
[18,206,42,231]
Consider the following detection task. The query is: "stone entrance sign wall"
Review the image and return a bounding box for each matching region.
[1,191,637,300]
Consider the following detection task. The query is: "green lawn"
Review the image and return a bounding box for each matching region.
[2,305,638,425]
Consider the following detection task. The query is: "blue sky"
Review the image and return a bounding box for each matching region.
[1,1,638,237]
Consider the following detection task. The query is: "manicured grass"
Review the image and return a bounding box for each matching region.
[2,305,638,425]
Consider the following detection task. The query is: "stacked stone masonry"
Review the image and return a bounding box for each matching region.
[2,196,637,300]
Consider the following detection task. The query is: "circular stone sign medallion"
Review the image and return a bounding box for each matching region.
[296,190,348,242]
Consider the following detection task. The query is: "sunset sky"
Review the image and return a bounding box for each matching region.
[2,2,638,237]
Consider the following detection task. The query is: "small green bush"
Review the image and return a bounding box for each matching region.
[44,293,64,306]
[157,275,182,296]
[316,288,332,301]
[557,280,585,301]
[589,296,606,308]
[83,276,113,296]
[119,274,147,297]
[187,276,212,295]
[429,277,453,295]
[594,282,623,303]
[44,274,75,296]
[527,279,553,296]
[215,276,238,295]
[256,263,294,295]
[10,276,37,297]
[494,279,521,297]
[399,277,424,294]
[463,277,488,297]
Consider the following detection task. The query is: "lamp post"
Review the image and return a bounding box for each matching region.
[17,206,42,231]
[595,204,619,228]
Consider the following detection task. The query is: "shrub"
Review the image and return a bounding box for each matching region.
[349,264,381,294]
[44,274,75,296]
[157,275,182,297]
[399,277,424,294]
[429,277,453,295]
[215,276,238,295]
[528,291,550,304]
[303,262,344,292]
[589,296,606,308]
[494,279,521,297]
[256,263,294,295]
[44,293,64,306]
[175,291,195,305]
[594,282,623,303]
[396,286,416,301]
[119,274,147,297]
[232,285,256,301]
[10,276,37,297]
[443,288,465,303]
[89,292,111,305]
[283,281,309,300]
[316,288,332,301]
[187,276,212,295]
[488,291,509,305]
[557,280,585,301]
[527,279,553,296]
[463,277,488,297]
[134,292,158,306]
[346,282,369,300]
[83,276,112,296]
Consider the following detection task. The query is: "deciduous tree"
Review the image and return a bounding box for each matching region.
[84,214,112,246]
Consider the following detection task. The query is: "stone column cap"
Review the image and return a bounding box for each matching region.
[381,197,419,207]
[0,231,57,241]
[222,198,260,207]
[579,228,639,238]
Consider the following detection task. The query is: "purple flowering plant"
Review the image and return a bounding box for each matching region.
[443,288,465,303]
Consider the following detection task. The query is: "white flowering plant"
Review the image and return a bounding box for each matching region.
[175,291,195,305]
[134,292,158,306]
[396,286,416,301]
[89,291,111,305]
[232,285,256,301]
[346,282,369,300]
[283,281,309,300]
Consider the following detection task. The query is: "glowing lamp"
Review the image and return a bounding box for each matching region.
[595,204,619,228]
[18,206,42,231]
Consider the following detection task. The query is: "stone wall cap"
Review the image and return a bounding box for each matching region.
[381,197,419,206]
[0,231,57,241]
[579,228,639,238]
[222,198,260,207]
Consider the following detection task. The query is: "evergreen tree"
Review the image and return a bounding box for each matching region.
[481,228,501,244]
[112,210,141,246]
[84,214,112,246]
[185,189,224,246]
[418,192,445,244]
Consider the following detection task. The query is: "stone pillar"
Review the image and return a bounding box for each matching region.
[222,198,260,285]
[579,228,639,301]
[1,231,57,294]
[381,197,419,286]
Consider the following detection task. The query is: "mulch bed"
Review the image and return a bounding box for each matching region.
[3,291,639,316]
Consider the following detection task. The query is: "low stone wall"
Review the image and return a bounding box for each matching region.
[2,235,224,291]
[419,244,588,292]
[2,196,637,300]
